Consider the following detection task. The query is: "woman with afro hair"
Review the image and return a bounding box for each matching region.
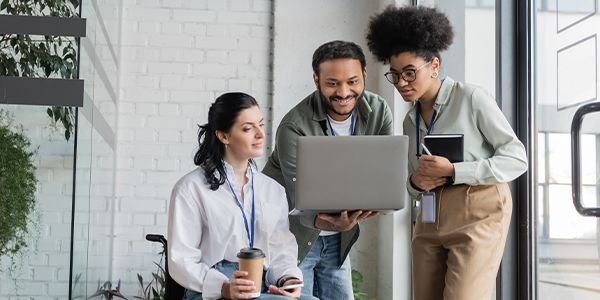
[366,5,527,300]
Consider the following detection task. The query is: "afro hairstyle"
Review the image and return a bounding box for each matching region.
[365,5,454,64]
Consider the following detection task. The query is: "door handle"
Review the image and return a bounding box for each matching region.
[570,102,600,217]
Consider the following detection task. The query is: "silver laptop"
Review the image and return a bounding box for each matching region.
[290,135,408,216]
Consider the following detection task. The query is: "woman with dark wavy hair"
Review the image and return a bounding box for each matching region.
[167,93,317,300]
[366,6,528,300]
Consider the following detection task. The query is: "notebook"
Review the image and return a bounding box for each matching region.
[289,135,408,216]
[423,134,464,163]
[423,134,464,185]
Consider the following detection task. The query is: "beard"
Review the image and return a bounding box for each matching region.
[317,85,364,118]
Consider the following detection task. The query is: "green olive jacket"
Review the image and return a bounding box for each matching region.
[262,90,394,265]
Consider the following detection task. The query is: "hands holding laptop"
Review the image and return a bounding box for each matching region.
[315,210,380,232]
[411,154,455,191]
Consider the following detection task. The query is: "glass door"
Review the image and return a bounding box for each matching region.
[535,0,600,299]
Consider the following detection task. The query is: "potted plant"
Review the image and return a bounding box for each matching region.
[0,109,41,280]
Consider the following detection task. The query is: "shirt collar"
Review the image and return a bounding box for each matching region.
[221,160,254,181]
[408,76,454,125]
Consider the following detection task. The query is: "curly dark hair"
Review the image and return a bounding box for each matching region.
[365,5,454,64]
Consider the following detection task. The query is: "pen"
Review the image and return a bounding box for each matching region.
[421,143,433,156]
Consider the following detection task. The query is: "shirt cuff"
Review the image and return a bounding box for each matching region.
[202,269,230,300]
[267,267,304,287]
[406,175,422,200]
[453,162,476,185]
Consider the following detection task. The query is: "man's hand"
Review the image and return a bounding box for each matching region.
[410,171,447,191]
[315,210,379,232]
[417,155,455,178]
[268,276,303,299]
[222,270,256,299]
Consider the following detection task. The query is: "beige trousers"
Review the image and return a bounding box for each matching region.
[412,183,512,300]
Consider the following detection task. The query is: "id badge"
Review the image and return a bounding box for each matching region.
[421,191,436,223]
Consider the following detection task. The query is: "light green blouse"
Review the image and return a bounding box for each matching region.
[403,76,528,200]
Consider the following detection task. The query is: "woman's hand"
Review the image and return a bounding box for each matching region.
[417,155,455,178]
[269,277,304,299]
[411,171,448,191]
[222,270,256,299]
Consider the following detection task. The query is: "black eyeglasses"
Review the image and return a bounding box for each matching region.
[384,60,432,84]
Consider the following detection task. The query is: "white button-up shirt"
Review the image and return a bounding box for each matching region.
[167,162,302,300]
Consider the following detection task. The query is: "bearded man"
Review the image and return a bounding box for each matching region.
[262,40,394,300]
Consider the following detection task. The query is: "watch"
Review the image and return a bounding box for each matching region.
[277,276,300,287]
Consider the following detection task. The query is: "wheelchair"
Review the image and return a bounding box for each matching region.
[145,234,186,300]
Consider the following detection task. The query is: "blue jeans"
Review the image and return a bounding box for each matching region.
[298,234,353,300]
[182,260,319,300]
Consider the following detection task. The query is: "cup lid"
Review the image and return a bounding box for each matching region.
[237,247,266,259]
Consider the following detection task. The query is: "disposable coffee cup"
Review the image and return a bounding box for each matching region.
[237,248,266,298]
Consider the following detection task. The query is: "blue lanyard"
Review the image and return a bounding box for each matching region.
[416,102,437,154]
[416,80,443,154]
[326,110,355,136]
[225,163,255,248]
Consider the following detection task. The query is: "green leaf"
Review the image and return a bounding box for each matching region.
[137,274,144,288]
[1,0,9,10]
[53,107,61,121]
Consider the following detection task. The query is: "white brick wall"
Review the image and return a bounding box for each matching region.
[114,0,274,296]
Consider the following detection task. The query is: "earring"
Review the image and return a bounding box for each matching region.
[224,144,228,151]
[431,71,439,78]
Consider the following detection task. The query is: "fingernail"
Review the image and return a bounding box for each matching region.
[244,272,248,276]
[279,290,283,294]
[249,281,254,285]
